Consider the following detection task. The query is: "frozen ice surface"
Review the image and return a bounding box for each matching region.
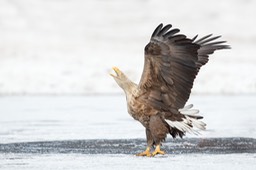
[0,0,256,95]
[0,95,255,169]
[0,95,255,144]
[0,154,256,170]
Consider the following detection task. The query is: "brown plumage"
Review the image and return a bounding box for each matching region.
[110,23,230,156]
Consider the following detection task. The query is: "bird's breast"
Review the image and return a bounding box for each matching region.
[126,95,157,121]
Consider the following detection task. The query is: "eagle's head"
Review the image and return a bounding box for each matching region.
[110,66,134,93]
[110,67,128,89]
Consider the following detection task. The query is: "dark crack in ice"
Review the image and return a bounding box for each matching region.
[0,138,255,154]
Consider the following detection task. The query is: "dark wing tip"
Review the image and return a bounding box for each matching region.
[225,45,231,49]
[157,24,172,36]
[163,28,180,39]
[195,34,231,70]
[191,35,198,42]
[215,44,231,50]
[151,23,181,39]
[151,23,164,37]
[193,34,213,44]
[194,34,231,49]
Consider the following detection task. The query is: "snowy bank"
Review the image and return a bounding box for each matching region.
[0,0,255,95]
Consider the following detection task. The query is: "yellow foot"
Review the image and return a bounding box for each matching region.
[151,145,165,157]
[136,147,151,157]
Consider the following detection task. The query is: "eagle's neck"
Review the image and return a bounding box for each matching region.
[115,73,138,101]
[123,80,138,97]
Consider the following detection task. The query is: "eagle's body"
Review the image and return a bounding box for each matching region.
[110,23,230,156]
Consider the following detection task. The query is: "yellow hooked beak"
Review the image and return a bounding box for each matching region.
[110,66,121,77]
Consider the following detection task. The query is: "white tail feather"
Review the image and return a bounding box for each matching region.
[179,109,199,115]
[179,104,199,116]
[166,119,199,135]
[166,104,206,135]
[185,116,206,130]
[179,104,193,111]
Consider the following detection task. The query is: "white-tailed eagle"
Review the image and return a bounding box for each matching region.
[110,23,230,156]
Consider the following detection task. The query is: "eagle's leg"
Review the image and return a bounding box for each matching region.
[149,115,168,157]
[136,146,151,157]
[136,129,153,157]
[152,144,165,156]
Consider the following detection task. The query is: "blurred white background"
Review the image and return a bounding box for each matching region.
[0,0,255,95]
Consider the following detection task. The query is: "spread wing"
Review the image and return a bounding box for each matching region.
[137,23,199,110]
[192,34,230,71]
[137,24,229,111]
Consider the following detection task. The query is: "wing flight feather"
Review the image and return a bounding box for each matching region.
[138,24,230,110]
